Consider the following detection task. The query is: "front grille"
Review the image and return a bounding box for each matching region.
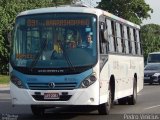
[28,82,77,90]
[144,74,154,79]
[32,95,72,101]
[144,74,153,77]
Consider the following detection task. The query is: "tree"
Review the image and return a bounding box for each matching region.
[140,24,160,60]
[98,0,153,25]
[0,0,72,74]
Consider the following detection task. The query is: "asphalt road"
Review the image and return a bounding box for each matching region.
[0,84,160,120]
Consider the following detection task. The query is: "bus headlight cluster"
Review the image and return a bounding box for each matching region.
[11,75,25,89]
[80,74,97,88]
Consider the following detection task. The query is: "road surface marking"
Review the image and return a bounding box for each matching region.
[145,105,160,110]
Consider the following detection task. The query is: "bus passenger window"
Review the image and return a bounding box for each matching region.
[107,19,114,52]
[136,30,141,55]
[130,28,135,55]
[99,30,108,54]
[120,24,125,53]
[111,21,117,52]
[127,27,132,54]
[133,29,138,54]
[116,22,122,53]
[124,26,129,54]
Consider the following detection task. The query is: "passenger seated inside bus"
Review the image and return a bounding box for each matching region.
[67,41,77,48]
[51,39,63,59]
[41,38,63,60]
[78,34,93,49]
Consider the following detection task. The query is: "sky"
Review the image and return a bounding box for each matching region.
[79,0,160,25]
[143,0,160,25]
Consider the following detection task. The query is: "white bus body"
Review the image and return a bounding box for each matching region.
[10,6,144,115]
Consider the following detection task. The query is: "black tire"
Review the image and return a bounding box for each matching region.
[127,80,137,105]
[98,84,112,115]
[31,105,45,116]
[158,79,160,85]
[118,97,127,105]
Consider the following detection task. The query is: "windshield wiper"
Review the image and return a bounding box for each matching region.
[29,38,76,72]
[58,40,76,72]
[29,38,47,69]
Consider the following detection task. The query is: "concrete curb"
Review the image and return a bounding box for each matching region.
[0,84,10,91]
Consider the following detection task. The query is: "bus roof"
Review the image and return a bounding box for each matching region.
[17,6,140,29]
[18,6,102,17]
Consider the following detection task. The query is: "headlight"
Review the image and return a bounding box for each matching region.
[10,75,26,89]
[153,73,160,76]
[80,74,97,88]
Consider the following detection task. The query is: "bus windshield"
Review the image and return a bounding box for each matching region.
[11,13,97,71]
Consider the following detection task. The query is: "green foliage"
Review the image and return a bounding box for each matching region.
[0,75,9,84]
[0,0,72,74]
[98,0,153,25]
[141,24,160,60]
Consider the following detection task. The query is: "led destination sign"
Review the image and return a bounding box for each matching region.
[27,19,90,27]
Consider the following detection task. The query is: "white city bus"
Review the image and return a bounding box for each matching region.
[10,5,144,115]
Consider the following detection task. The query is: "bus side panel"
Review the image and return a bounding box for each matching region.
[137,57,144,93]
[99,54,144,103]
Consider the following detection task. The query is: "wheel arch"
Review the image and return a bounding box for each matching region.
[134,73,137,82]
[109,75,115,101]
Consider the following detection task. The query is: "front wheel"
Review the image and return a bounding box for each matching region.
[98,84,112,115]
[118,97,127,105]
[31,105,45,116]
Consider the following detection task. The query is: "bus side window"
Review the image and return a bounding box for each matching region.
[130,28,135,55]
[136,30,141,55]
[116,22,122,53]
[124,26,129,54]
[111,21,117,53]
[127,27,132,54]
[133,29,138,54]
[99,22,108,54]
[120,24,125,53]
[107,19,114,52]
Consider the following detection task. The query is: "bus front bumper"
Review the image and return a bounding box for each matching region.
[10,82,99,106]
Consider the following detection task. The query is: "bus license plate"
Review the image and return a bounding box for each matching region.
[44,93,59,99]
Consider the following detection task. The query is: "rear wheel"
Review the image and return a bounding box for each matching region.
[118,97,127,105]
[127,80,137,105]
[31,105,45,116]
[98,84,112,115]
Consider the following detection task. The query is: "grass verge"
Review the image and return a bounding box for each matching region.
[0,75,9,84]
